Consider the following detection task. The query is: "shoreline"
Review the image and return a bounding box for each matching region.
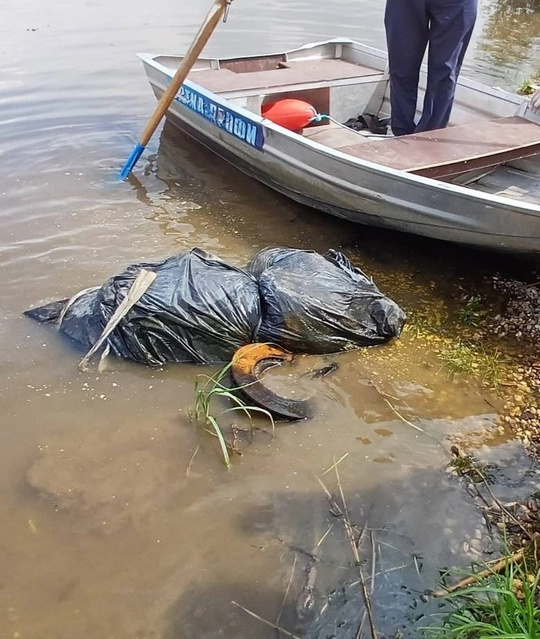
[488,273,540,456]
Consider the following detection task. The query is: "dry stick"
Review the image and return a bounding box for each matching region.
[356,524,367,555]
[317,468,377,639]
[376,539,404,555]
[333,463,377,639]
[432,550,524,597]
[355,611,367,639]
[374,563,408,577]
[370,531,377,595]
[231,601,304,639]
[467,478,492,510]
[351,563,410,588]
[185,445,200,477]
[321,452,350,477]
[317,522,335,548]
[475,467,535,541]
[370,382,424,433]
[316,476,342,514]
[276,555,297,633]
[375,388,415,413]
[516,280,540,290]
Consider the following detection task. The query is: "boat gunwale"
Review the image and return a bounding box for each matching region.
[137,41,540,217]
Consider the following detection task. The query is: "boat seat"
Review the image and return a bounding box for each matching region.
[189,58,383,96]
[336,116,540,179]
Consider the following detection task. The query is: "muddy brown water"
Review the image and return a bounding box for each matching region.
[2,1,540,637]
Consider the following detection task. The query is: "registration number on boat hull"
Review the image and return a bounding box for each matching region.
[176,85,264,150]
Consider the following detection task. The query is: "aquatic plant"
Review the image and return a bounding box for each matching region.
[424,555,540,639]
[437,340,506,389]
[404,301,447,338]
[402,317,432,339]
[193,361,275,469]
[458,295,485,327]
[449,448,497,484]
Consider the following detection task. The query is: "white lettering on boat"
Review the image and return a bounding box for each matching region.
[176,85,264,150]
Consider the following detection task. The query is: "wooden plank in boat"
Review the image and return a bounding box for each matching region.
[189,59,381,95]
[336,117,540,179]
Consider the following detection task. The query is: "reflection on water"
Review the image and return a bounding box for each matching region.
[477,0,540,82]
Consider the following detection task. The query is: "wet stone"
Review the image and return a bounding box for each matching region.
[470,538,483,553]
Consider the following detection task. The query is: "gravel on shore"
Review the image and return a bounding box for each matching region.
[488,275,540,455]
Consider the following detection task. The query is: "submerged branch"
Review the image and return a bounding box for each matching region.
[232,601,304,639]
[370,382,424,432]
[432,550,524,597]
[317,461,378,639]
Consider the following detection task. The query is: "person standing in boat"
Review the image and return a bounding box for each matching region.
[384,0,478,136]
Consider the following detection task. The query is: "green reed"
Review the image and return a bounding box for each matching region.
[193,361,275,469]
[424,557,540,639]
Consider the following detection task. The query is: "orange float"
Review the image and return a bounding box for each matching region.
[261,99,318,131]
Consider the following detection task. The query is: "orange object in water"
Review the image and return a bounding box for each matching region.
[261,99,318,131]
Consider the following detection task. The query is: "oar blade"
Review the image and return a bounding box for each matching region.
[119,142,145,180]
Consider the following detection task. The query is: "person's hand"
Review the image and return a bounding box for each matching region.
[531,88,540,113]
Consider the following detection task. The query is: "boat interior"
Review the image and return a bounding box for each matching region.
[158,40,540,204]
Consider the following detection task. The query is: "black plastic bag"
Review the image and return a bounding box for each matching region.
[343,113,390,135]
[25,249,262,365]
[248,247,406,353]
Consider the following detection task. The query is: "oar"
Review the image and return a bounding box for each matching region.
[120,0,232,180]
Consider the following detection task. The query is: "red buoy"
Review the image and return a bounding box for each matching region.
[261,99,317,131]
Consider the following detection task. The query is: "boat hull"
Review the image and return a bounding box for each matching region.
[140,45,540,254]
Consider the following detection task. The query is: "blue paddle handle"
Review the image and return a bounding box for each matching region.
[119,143,145,180]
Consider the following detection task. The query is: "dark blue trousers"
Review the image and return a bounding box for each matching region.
[384,0,477,136]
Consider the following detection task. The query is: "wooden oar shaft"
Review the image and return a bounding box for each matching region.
[120,0,231,179]
[139,0,229,146]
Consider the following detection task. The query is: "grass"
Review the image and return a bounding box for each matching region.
[437,340,506,389]
[401,294,510,390]
[397,292,520,404]
[402,300,447,339]
[424,557,540,639]
[517,76,539,96]
[459,295,486,328]
[193,361,275,469]
[402,316,436,339]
